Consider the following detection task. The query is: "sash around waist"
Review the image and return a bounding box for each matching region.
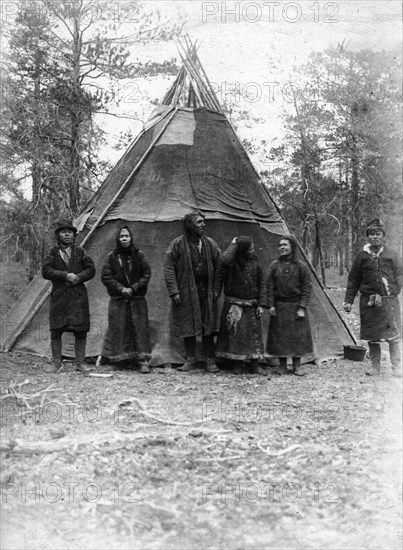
[225,296,257,307]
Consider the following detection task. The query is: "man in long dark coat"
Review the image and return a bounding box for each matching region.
[344,218,402,377]
[164,212,222,373]
[42,219,95,373]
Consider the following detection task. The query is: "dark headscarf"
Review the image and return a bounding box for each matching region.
[115,225,134,254]
[278,235,298,262]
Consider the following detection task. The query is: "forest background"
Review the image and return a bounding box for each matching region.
[0,0,401,286]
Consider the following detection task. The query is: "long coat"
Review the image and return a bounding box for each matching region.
[345,245,402,340]
[101,246,151,363]
[266,258,313,357]
[216,242,266,361]
[164,235,222,338]
[42,245,95,332]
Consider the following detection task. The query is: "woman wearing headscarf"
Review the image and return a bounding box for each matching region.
[216,236,266,375]
[344,218,402,377]
[101,226,152,373]
[266,236,313,376]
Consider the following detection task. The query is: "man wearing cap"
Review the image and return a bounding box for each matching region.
[164,211,222,373]
[42,219,96,373]
[343,218,402,377]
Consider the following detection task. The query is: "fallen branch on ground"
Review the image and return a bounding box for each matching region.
[1,381,60,410]
[257,442,303,457]
[118,397,206,426]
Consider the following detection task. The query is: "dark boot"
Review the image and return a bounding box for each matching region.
[179,336,197,371]
[47,331,63,373]
[249,359,266,375]
[233,362,246,375]
[204,358,219,373]
[367,342,381,375]
[177,358,197,372]
[75,335,90,373]
[389,339,402,378]
[279,357,288,374]
[292,357,306,377]
[139,360,151,374]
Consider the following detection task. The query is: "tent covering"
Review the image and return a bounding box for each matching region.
[1,41,355,364]
[82,106,286,233]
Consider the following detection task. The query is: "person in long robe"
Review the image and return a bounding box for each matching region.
[266,236,313,376]
[344,218,402,377]
[101,226,152,373]
[42,218,95,374]
[164,212,222,373]
[216,236,266,375]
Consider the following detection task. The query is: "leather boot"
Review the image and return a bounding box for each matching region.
[204,358,219,373]
[389,339,402,378]
[177,358,197,372]
[47,333,62,373]
[75,336,90,373]
[367,342,381,375]
[233,362,246,375]
[292,356,306,377]
[279,357,288,374]
[249,359,266,375]
[139,360,151,374]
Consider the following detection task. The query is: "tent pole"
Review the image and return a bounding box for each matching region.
[3,106,178,353]
[177,42,216,110]
[193,53,223,112]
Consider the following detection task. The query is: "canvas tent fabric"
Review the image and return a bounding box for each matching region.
[81,106,286,233]
[1,45,355,364]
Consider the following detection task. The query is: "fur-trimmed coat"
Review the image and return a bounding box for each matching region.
[344,244,402,341]
[345,245,402,302]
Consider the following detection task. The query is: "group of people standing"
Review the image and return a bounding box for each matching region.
[42,213,402,378]
[163,212,311,376]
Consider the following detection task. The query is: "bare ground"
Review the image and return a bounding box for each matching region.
[0,266,402,549]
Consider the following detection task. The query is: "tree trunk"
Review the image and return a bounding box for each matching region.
[70,113,81,214]
[346,223,352,272]
[338,245,344,276]
[315,215,326,286]
[350,107,361,257]
[68,10,82,215]
[30,70,43,279]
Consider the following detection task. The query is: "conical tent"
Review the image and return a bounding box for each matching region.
[1,40,355,364]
